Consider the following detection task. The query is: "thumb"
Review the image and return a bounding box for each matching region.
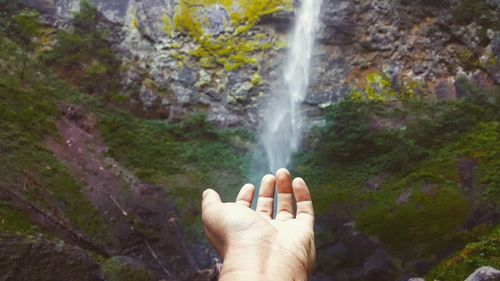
[201,188,222,211]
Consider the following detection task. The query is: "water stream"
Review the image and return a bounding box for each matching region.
[260,0,323,173]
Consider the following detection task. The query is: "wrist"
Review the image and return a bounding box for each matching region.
[220,244,309,281]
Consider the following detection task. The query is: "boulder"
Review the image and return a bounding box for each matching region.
[465,267,500,281]
[362,249,398,281]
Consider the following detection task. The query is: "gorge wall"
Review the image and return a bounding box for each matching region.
[24,0,500,128]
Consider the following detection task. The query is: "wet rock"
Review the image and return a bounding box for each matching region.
[396,188,412,205]
[485,34,500,84]
[465,266,500,281]
[258,10,295,33]
[318,0,357,45]
[203,5,231,35]
[492,34,500,57]
[434,79,457,100]
[195,70,212,89]
[172,83,197,105]
[324,242,349,262]
[227,81,254,105]
[139,84,159,108]
[363,249,398,281]
[366,173,389,191]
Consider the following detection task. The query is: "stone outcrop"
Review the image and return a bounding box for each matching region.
[465,267,500,281]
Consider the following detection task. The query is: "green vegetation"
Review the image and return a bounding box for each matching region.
[428,227,500,281]
[43,0,121,96]
[99,111,251,239]
[295,79,500,263]
[101,257,154,281]
[0,202,42,235]
[458,48,481,72]
[1,7,252,250]
[0,38,114,245]
[4,9,42,81]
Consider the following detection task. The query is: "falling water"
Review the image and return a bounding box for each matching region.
[260,0,323,173]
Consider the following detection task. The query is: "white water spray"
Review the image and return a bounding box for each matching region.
[260,0,322,173]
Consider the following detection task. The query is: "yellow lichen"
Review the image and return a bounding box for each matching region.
[171,0,293,71]
[162,14,174,37]
[349,72,423,102]
[251,73,264,86]
[132,15,139,29]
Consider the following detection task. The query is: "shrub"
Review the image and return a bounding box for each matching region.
[43,0,121,96]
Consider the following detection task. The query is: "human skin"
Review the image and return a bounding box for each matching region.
[201,168,315,281]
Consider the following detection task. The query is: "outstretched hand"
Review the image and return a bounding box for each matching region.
[201,168,315,281]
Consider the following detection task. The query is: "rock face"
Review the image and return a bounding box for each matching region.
[465,267,500,281]
[24,0,500,127]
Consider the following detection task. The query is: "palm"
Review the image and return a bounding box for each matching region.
[202,169,315,274]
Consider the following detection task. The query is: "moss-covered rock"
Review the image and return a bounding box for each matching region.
[101,256,154,281]
[0,234,103,281]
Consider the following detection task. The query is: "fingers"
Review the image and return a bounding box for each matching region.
[255,174,276,219]
[235,184,255,208]
[292,177,314,228]
[201,189,222,212]
[275,168,294,221]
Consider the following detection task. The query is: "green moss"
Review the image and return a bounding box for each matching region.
[0,202,41,235]
[161,14,173,37]
[101,257,154,281]
[172,0,292,71]
[481,52,498,68]
[427,227,500,281]
[296,82,500,264]
[173,0,292,36]
[251,72,264,86]
[349,72,422,101]
[458,48,481,71]
[171,51,189,62]
[132,15,139,29]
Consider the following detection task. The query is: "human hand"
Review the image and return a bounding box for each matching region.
[201,168,315,281]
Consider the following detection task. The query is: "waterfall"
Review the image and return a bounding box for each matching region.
[259,0,323,173]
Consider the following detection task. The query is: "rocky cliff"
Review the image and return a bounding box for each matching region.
[23,0,500,128]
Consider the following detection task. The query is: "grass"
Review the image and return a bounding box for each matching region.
[0,38,114,246]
